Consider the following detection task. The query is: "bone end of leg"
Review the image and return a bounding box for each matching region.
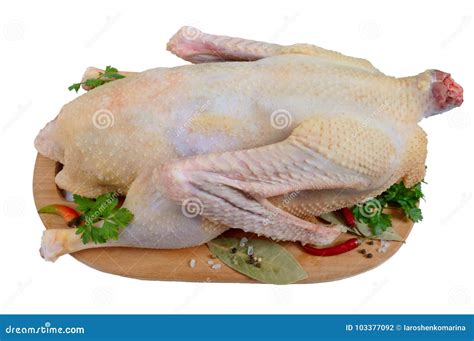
[40,229,68,262]
[40,228,96,262]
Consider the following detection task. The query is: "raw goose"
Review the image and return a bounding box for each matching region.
[36,26,463,261]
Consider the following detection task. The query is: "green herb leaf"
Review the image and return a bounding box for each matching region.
[351,181,424,236]
[405,207,423,222]
[68,65,125,92]
[84,78,105,88]
[104,65,118,73]
[379,181,424,222]
[207,237,307,285]
[68,83,81,93]
[321,211,403,241]
[73,193,133,244]
[351,204,392,235]
[101,65,125,80]
[103,72,125,80]
[354,221,404,242]
[72,194,95,212]
[369,212,392,235]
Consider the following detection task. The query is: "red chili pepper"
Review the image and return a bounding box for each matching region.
[38,204,82,227]
[302,238,361,256]
[117,196,126,208]
[340,207,356,227]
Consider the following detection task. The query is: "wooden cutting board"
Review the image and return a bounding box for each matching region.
[33,153,414,283]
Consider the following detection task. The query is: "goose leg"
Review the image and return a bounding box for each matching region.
[40,170,227,261]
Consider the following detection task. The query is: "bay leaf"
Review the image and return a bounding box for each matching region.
[320,212,361,235]
[320,211,403,241]
[355,222,404,242]
[207,237,308,285]
[378,228,404,242]
[319,211,345,226]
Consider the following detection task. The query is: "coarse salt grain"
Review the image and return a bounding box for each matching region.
[207,259,214,265]
[189,259,196,268]
[247,245,254,256]
[377,240,390,253]
[240,237,248,247]
[211,264,221,270]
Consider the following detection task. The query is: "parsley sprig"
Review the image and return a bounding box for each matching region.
[68,65,125,93]
[73,192,134,244]
[352,181,424,235]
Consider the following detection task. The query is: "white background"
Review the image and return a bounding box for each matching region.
[0,0,472,314]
